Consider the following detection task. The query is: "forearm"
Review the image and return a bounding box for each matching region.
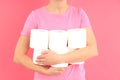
[14,54,46,73]
[62,28,98,63]
[14,35,47,74]
[62,44,98,63]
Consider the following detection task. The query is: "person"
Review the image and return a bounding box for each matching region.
[14,0,98,80]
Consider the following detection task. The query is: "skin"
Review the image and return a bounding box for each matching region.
[14,0,98,76]
[36,28,98,65]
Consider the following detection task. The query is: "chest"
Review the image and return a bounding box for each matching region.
[36,13,81,30]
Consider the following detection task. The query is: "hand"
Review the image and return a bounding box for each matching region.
[36,50,63,65]
[43,67,67,76]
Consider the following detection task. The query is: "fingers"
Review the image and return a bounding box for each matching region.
[37,50,48,59]
[37,55,45,59]
[56,67,67,71]
[36,58,46,62]
[55,68,66,74]
[48,67,67,75]
[41,50,48,55]
[36,58,46,65]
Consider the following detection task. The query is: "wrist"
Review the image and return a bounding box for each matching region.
[35,65,47,74]
[59,54,67,63]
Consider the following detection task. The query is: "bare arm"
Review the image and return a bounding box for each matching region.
[14,35,66,75]
[14,35,47,73]
[62,28,98,63]
[36,28,98,65]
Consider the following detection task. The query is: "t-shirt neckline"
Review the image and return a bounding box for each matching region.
[42,6,72,16]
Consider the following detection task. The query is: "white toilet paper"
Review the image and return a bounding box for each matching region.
[30,29,49,64]
[30,29,48,49]
[33,49,47,65]
[67,28,86,64]
[49,30,68,50]
[51,48,68,67]
[49,30,68,67]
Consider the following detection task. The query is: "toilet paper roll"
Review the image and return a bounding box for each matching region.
[49,30,68,50]
[51,48,68,67]
[49,30,68,67]
[30,29,49,49]
[33,49,47,65]
[52,63,68,68]
[67,28,86,49]
[67,28,86,64]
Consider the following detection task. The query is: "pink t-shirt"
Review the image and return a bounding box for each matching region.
[21,6,91,80]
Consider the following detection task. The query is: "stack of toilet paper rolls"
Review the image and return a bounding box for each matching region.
[49,30,68,67]
[30,28,86,67]
[30,29,49,65]
[67,28,86,64]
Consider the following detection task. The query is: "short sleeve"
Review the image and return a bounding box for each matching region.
[80,9,92,28]
[21,11,37,36]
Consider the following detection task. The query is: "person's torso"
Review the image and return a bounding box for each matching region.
[33,6,82,31]
[33,6,86,80]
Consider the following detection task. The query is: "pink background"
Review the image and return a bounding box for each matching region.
[0,0,120,80]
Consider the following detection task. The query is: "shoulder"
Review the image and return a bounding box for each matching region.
[33,6,44,12]
[71,6,86,15]
[29,6,45,16]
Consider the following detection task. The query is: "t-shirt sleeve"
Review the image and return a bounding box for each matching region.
[21,11,37,36]
[80,9,92,28]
